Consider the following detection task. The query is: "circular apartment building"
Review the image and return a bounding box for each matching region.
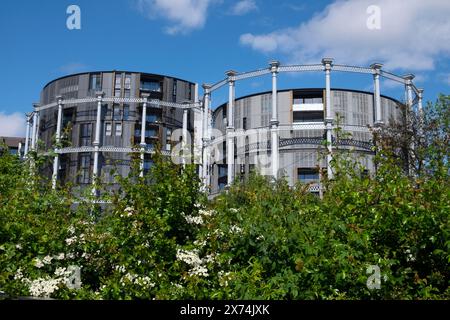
[209,87,404,193]
[24,59,423,196]
[27,71,199,193]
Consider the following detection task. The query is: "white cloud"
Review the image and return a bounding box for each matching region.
[240,0,450,71]
[136,0,213,35]
[0,112,25,137]
[230,0,258,16]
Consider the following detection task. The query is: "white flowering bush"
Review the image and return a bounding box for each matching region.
[0,96,449,301]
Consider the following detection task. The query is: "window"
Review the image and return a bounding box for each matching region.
[105,122,112,136]
[114,89,121,98]
[293,97,323,104]
[146,129,157,137]
[140,80,161,92]
[113,105,121,121]
[146,114,158,123]
[243,117,247,130]
[222,141,226,161]
[124,90,130,99]
[297,168,319,183]
[219,165,227,177]
[79,153,91,184]
[166,128,172,151]
[89,73,102,91]
[173,80,177,96]
[80,123,92,146]
[123,105,130,120]
[115,74,122,89]
[62,108,74,128]
[124,74,131,89]
[115,123,122,136]
[293,111,324,122]
[134,128,141,137]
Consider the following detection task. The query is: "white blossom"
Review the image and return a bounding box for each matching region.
[218,271,232,287]
[230,225,243,234]
[183,214,204,225]
[176,249,202,266]
[199,209,216,217]
[121,206,135,217]
[14,268,23,280]
[114,265,126,273]
[42,255,53,265]
[229,208,239,213]
[54,253,65,260]
[54,267,72,278]
[176,248,209,278]
[405,249,416,262]
[29,278,61,298]
[65,236,77,246]
[33,258,44,269]
[189,265,208,277]
[15,244,22,250]
[68,225,76,235]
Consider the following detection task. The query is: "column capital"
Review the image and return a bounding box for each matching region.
[370,62,383,74]
[56,95,64,104]
[202,83,212,94]
[269,60,280,73]
[325,117,334,125]
[321,58,333,69]
[270,119,279,126]
[225,70,238,82]
[95,91,104,100]
[32,103,40,110]
[141,92,150,100]
[417,88,424,98]
[403,74,415,84]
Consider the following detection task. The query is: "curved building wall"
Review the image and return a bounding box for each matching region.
[210,88,404,192]
[37,71,196,190]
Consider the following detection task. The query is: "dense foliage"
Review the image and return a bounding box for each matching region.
[0,95,448,300]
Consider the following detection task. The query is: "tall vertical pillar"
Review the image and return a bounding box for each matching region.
[417,88,424,116]
[371,63,383,125]
[92,91,104,196]
[31,109,38,151]
[269,61,280,179]
[404,74,415,109]
[24,113,31,157]
[139,94,149,177]
[52,96,63,189]
[182,106,189,166]
[404,74,415,175]
[417,88,424,135]
[18,142,22,159]
[226,70,237,186]
[35,111,41,148]
[202,84,211,187]
[322,58,334,179]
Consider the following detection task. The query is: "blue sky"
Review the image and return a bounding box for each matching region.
[1,0,449,137]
